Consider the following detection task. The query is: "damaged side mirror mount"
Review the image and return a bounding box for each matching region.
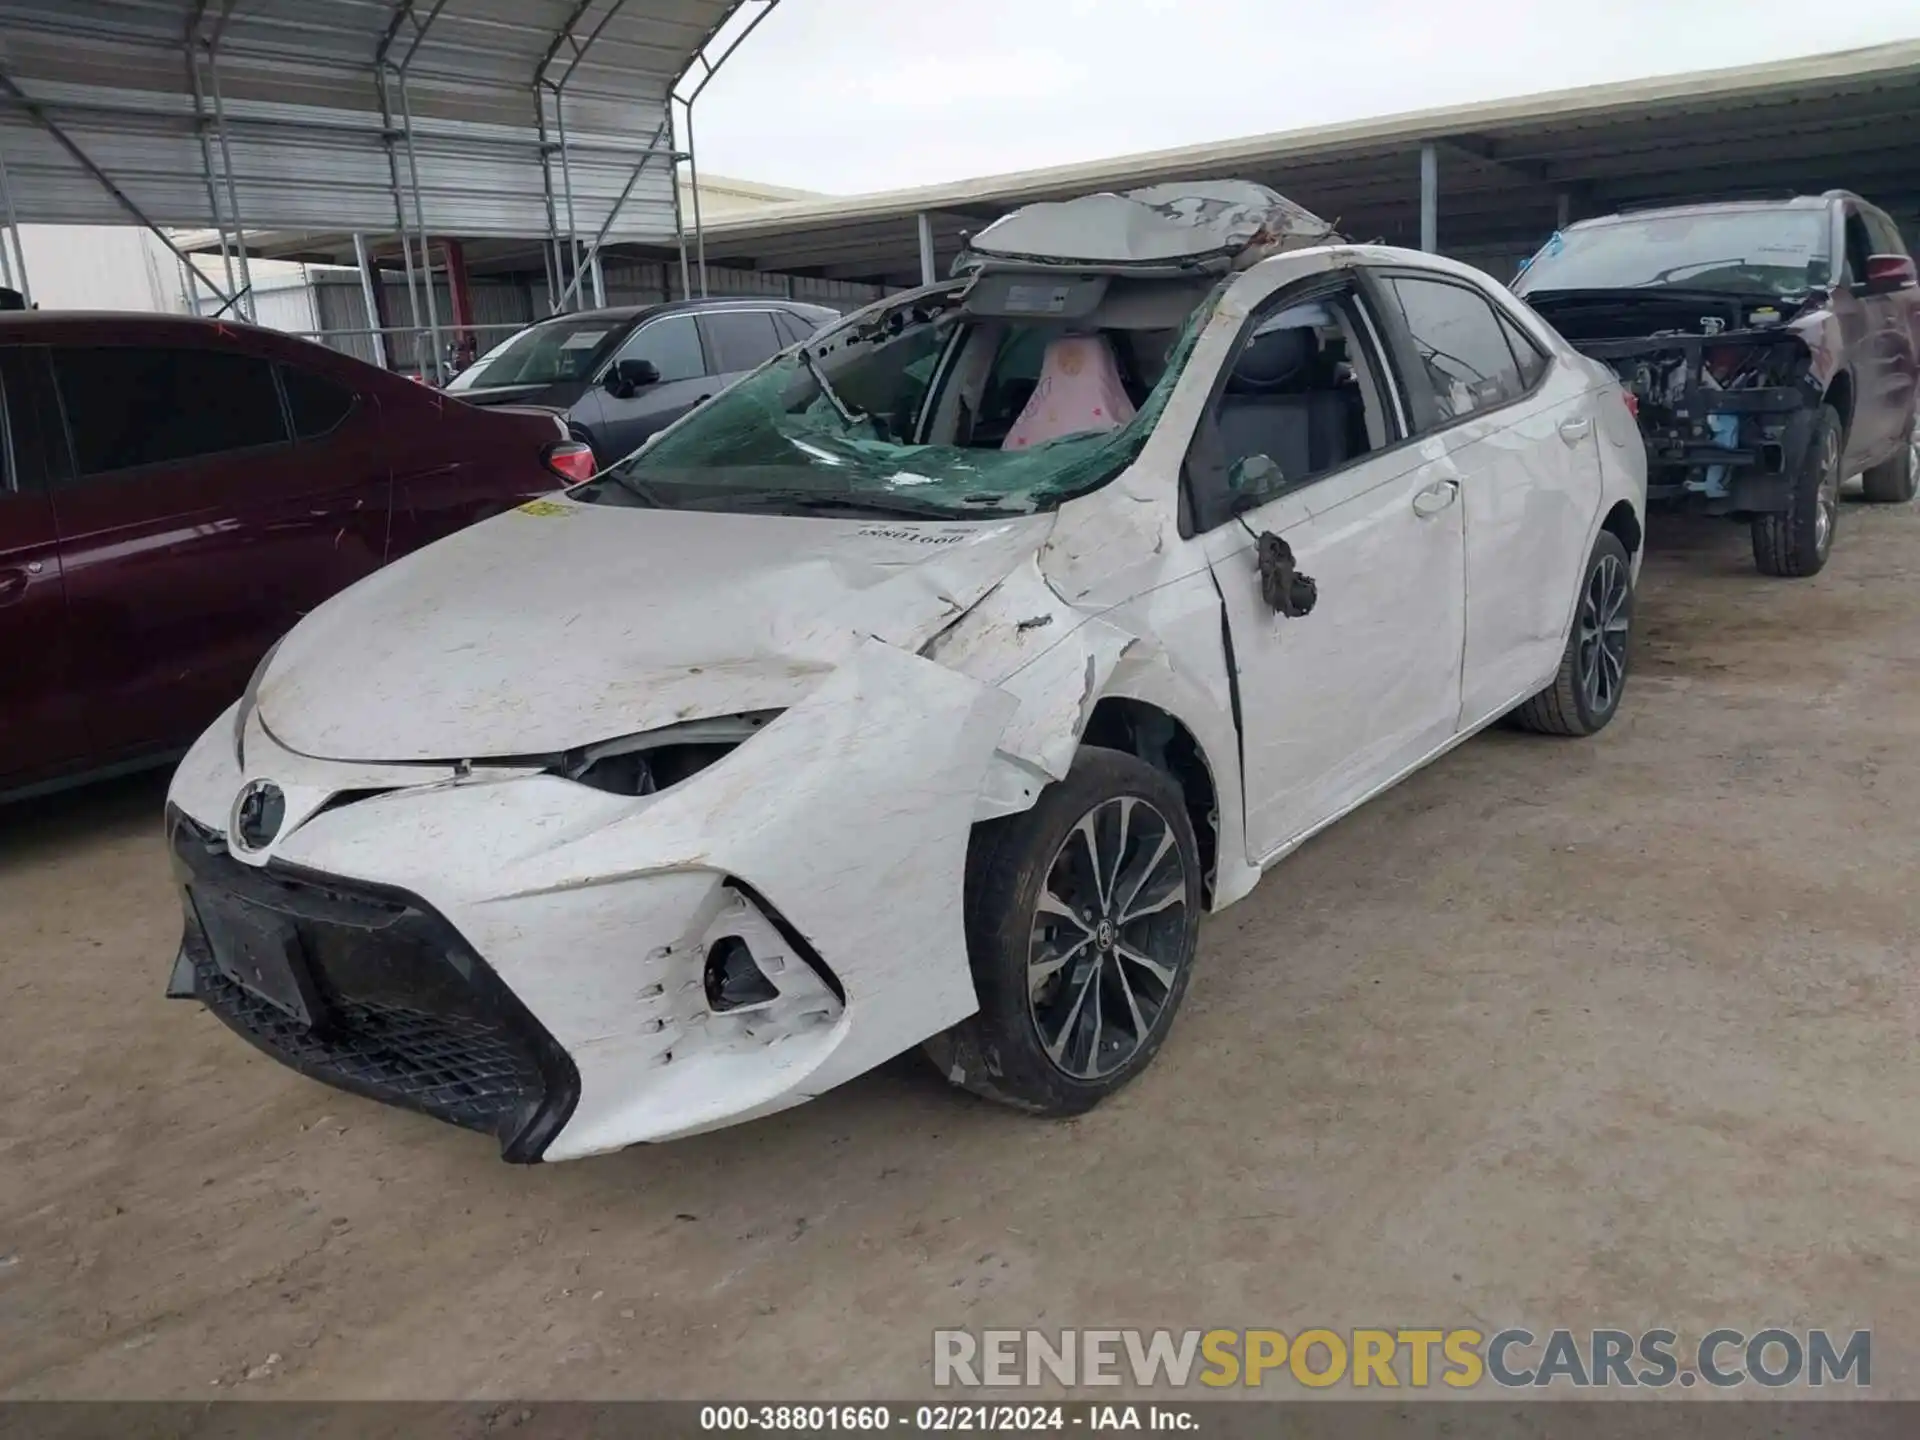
[1256,532,1318,618]
[1228,453,1284,497]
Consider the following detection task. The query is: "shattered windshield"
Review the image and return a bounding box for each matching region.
[445,317,623,391]
[571,281,1219,521]
[1514,211,1833,299]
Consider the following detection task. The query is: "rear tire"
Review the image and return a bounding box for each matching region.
[1511,530,1633,739]
[924,747,1203,1116]
[1752,405,1842,576]
[1860,422,1918,504]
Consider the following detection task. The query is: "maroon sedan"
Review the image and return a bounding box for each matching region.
[0,312,591,801]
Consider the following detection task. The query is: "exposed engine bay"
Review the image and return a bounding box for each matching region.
[1526,289,1817,511]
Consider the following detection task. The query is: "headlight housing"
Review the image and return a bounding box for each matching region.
[232,637,285,768]
[555,711,781,796]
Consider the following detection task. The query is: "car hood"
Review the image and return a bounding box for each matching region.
[257,496,1055,763]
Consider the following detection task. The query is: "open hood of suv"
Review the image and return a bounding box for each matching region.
[257,498,1054,763]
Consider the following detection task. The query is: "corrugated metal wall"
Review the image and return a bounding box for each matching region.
[598,259,884,310]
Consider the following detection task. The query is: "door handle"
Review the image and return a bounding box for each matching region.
[1411,480,1459,518]
[1559,415,1593,444]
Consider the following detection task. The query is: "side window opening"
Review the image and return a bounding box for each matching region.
[280,364,358,441]
[52,346,288,479]
[1184,286,1395,531]
[700,310,784,375]
[1384,276,1528,425]
[1843,210,1877,287]
[613,315,704,385]
[1496,310,1549,391]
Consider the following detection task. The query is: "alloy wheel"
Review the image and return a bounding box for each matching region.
[1028,796,1191,1080]
[1814,423,1841,556]
[1577,552,1630,716]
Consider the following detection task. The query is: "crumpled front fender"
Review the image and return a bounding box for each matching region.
[169,640,1018,1155]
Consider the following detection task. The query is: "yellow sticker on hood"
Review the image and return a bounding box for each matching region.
[517,499,573,517]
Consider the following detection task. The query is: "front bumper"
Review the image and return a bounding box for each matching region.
[169,811,579,1161]
[165,640,1017,1161]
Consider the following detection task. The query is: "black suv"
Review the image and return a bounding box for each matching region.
[446,296,838,466]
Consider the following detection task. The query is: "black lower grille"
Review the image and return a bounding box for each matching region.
[169,808,578,1162]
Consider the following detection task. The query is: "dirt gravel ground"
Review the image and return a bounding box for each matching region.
[3,492,1918,1402]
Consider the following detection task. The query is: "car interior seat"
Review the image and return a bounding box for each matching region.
[1002,334,1138,451]
[1214,324,1353,486]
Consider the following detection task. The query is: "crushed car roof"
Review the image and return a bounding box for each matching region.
[958,180,1341,275]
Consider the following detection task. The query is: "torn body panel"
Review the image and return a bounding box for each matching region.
[170,641,1017,1159]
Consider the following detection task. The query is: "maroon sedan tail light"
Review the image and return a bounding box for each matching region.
[544,441,596,484]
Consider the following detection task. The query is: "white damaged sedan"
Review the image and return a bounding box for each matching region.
[165,185,1646,1162]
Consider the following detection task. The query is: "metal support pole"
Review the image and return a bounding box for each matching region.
[1419,142,1438,254]
[203,35,255,320]
[373,67,422,371]
[395,71,445,382]
[535,96,564,313]
[685,104,706,296]
[183,12,237,306]
[0,69,235,313]
[553,89,584,309]
[552,122,673,313]
[1555,190,1573,230]
[670,115,691,300]
[353,233,389,370]
[916,211,936,286]
[668,1,784,301]
[0,136,28,305]
[590,252,606,308]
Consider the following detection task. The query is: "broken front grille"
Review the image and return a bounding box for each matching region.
[169,809,578,1162]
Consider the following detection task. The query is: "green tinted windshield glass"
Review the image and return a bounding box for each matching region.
[573,283,1220,521]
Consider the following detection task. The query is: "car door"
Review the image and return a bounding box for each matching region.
[1835,202,1911,469]
[0,345,86,790]
[576,312,710,464]
[1373,272,1605,727]
[1188,270,1468,864]
[46,340,390,761]
[1857,204,1919,458]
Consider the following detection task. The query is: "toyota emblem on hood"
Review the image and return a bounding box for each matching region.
[231,779,287,853]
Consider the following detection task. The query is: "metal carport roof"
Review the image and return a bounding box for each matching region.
[0,0,772,316]
[685,40,1920,286]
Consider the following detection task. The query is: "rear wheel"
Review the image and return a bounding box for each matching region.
[924,747,1203,1116]
[1860,420,1918,504]
[1752,405,1842,576]
[1511,530,1633,738]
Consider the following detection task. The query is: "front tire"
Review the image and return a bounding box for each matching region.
[1860,421,1918,504]
[1752,405,1842,576]
[924,747,1203,1116]
[1511,530,1633,738]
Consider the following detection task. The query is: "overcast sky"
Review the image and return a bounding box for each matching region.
[693,0,1920,194]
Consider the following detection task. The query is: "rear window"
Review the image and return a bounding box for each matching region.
[281,364,357,440]
[1515,210,1832,299]
[53,346,288,477]
[701,311,784,373]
